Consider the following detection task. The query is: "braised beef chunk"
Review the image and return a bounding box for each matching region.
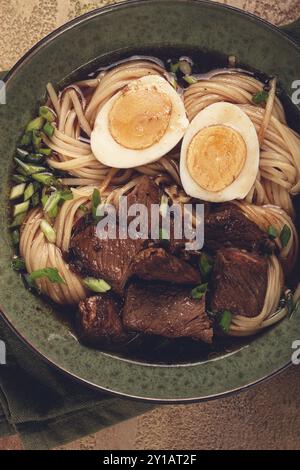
[205,205,274,254]
[123,283,213,343]
[126,175,161,213]
[77,294,129,347]
[210,248,268,318]
[131,247,201,284]
[70,224,146,294]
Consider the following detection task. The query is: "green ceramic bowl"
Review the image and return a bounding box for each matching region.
[1,0,300,402]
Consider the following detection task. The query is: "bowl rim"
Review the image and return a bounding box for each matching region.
[1,0,299,403]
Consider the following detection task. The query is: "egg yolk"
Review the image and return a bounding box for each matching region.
[186,125,247,192]
[108,83,172,150]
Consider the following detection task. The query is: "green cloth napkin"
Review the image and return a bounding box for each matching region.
[0,70,153,450]
[0,316,153,450]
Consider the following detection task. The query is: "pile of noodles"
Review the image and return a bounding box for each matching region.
[20,58,300,337]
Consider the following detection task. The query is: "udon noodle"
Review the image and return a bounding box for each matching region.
[19,57,300,337]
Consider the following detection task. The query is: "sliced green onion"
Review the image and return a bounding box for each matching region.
[25,116,45,133]
[199,252,214,278]
[43,122,55,138]
[38,147,52,156]
[11,229,20,246]
[92,188,101,222]
[11,257,26,272]
[14,157,46,176]
[252,90,269,105]
[183,75,198,85]
[39,106,55,122]
[13,200,30,217]
[179,60,192,75]
[268,225,278,240]
[26,153,45,164]
[32,130,42,151]
[170,62,180,73]
[159,194,169,218]
[9,183,26,200]
[219,310,232,333]
[191,283,208,300]
[40,219,56,243]
[31,192,40,208]
[12,174,29,184]
[24,183,35,201]
[83,277,111,293]
[32,172,56,186]
[16,147,29,159]
[20,133,32,147]
[280,224,291,248]
[10,213,26,228]
[43,189,73,216]
[29,267,65,284]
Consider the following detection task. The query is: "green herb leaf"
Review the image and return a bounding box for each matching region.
[280,224,291,248]
[83,277,111,293]
[199,252,214,278]
[219,310,232,333]
[26,116,45,133]
[267,225,278,240]
[191,283,208,300]
[29,267,65,284]
[252,90,269,105]
[92,189,102,222]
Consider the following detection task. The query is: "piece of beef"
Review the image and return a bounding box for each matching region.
[70,224,146,295]
[77,294,129,347]
[70,176,198,293]
[123,282,213,343]
[210,248,268,318]
[131,247,201,284]
[205,205,274,254]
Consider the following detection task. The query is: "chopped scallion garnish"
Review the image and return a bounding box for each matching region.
[29,267,65,284]
[219,310,232,333]
[159,194,169,218]
[280,224,291,248]
[10,183,26,200]
[40,219,57,243]
[25,116,45,133]
[183,75,198,85]
[191,283,208,300]
[43,122,55,138]
[267,225,278,240]
[92,188,101,222]
[13,200,30,217]
[83,277,111,293]
[252,90,269,105]
[199,252,214,278]
[39,106,55,122]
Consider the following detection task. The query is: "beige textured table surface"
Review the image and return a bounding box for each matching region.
[0,0,300,451]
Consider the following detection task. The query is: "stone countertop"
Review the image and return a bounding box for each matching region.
[0,0,300,451]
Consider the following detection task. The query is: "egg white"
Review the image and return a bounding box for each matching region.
[91,75,189,169]
[180,102,260,202]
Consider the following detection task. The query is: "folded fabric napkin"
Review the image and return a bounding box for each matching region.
[0,316,153,450]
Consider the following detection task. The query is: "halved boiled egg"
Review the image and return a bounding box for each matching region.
[91,75,189,168]
[180,102,260,202]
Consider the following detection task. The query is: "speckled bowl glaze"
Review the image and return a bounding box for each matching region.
[0,0,300,402]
